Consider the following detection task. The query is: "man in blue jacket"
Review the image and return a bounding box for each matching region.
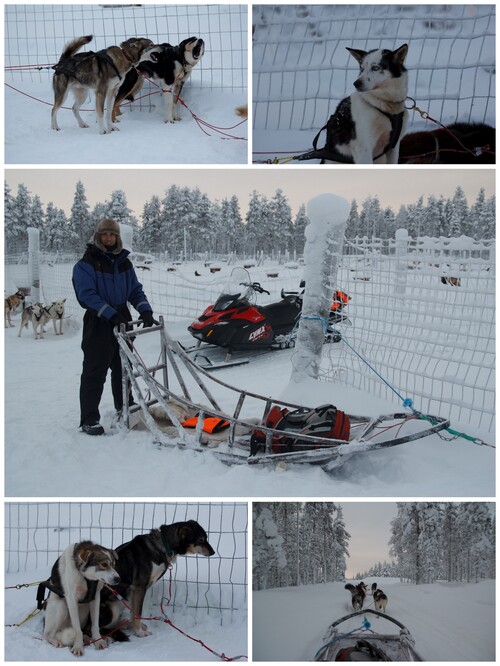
[72,218,158,435]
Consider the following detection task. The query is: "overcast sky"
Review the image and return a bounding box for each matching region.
[340,502,397,578]
[5,167,494,220]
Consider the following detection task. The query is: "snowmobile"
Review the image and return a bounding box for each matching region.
[187,268,351,364]
[314,609,424,661]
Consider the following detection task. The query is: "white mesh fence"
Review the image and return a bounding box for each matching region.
[5,4,247,104]
[5,235,494,433]
[5,502,247,618]
[253,4,495,133]
[321,236,495,433]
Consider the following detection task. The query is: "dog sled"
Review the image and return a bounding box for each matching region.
[314,610,424,661]
[115,318,450,472]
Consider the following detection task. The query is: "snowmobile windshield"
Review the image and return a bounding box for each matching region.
[213,268,254,311]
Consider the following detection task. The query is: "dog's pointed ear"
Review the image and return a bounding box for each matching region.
[346,47,367,64]
[62,298,66,303]
[393,43,408,64]
[77,548,93,565]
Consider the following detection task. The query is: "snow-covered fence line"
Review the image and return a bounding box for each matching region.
[5,502,247,618]
[326,235,495,433]
[253,4,495,132]
[5,4,247,101]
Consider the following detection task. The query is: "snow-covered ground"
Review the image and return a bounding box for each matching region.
[253,578,495,661]
[4,311,494,498]
[5,83,247,165]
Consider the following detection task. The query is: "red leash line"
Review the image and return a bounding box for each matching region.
[5,80,247,140]
[105,584,246,661]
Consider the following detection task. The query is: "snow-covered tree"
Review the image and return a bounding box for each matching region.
[70,180,92,250]
[293,203,309,255]
[253,503,287,591]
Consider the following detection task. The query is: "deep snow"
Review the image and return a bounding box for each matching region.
[253,578,495,661]
[4,310,494,498]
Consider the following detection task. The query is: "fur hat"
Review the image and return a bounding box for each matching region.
[94,218,123,253]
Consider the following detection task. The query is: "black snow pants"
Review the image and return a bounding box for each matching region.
[79,308,131,426]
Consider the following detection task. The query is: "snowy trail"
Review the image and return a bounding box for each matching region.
[253,579,495,661]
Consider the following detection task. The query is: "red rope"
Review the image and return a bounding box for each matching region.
[104,583,246,661]
[5,77,247,140]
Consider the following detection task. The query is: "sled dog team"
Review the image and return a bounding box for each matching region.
[5,291,66,339]
[51,34,204,134]
[345,581,388,612]
[38,521,214,656]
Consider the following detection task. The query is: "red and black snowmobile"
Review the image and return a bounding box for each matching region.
[188,268,351,359]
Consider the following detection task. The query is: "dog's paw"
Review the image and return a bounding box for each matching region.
[93,638,108,650]
[134,624,152,637]
[78,122,90,129]
[71,643,85,657]
[173,114,182,121]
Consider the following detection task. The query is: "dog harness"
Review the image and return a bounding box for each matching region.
[182,416,231,434]
[53,50,123,83]
[295,107,405,164]
[36,578,98,610]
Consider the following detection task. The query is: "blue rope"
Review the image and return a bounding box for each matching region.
[299,314,330,332]
[339,335,415,411]
[313,620,372,661]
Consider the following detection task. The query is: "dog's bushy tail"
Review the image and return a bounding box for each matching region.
[344,583,355,593]
[60,35,93,60]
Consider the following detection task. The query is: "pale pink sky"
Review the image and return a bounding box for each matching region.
[341,503,397,578]
[5,167,494,219]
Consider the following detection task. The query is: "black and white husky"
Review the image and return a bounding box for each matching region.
[322,44,409,164]
[39,541,120,656]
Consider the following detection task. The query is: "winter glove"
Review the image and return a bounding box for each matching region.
[139,311,159,328]
[109,312,129,329]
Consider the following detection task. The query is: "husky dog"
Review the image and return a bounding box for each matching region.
[321,44,409,164]
[51,35,160,134]
[399,121,495,164]
[371,582,388,612]
[4,290,25,327]
[235,104,248,119]
[345,582,367,611]
[39,541,120,656]
[100,521,214,638]
[42,299,67,336]
[18,302,45,339]
[112,37,205,124]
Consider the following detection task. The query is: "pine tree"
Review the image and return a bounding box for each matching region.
[293,204,309,255]
[253,503,287,591]
[140,195,163,253]
[70,180,92,250]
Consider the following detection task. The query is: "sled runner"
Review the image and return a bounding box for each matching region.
[314,609,424,661]
[115,318,450,471]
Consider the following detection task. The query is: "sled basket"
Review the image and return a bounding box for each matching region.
[314,609,424,661]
